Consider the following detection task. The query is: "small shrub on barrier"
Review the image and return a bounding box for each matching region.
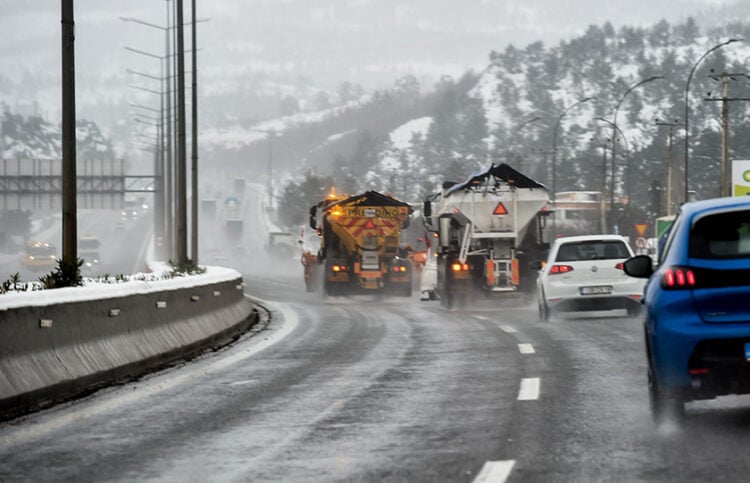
[1,260,208,295]
[168,258,206,276]
[38,258,84,289]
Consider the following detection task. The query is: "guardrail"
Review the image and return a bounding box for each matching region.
[0,269,255,421]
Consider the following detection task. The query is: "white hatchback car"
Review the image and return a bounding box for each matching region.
[534,234,646,320]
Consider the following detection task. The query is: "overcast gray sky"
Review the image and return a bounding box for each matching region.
[0,0,740,126]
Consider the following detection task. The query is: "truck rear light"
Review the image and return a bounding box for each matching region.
[549,264,573,274]
[332,265,347,272]
[662,266,696,289]
[392,266,407,272]
[451,263,470,272]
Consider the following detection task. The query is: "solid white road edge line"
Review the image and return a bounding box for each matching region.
[0,297,299,449]
[518,377,540,401]
[517,343,535,354]
[473,460,516,483]
[499,325,518,333]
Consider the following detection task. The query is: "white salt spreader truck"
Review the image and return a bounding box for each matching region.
[422,163,551,308]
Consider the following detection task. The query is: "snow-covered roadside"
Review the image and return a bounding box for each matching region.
[0,266,242,311]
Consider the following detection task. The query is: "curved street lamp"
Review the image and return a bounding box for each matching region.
[552,97,594,200]
[610,76,663,205]
[684,38,743,203]
[507,116,542,170]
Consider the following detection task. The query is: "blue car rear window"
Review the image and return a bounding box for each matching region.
[689,210,750,259]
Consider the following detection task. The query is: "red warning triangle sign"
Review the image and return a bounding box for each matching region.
[363,219,376,229]
[493,202,509,215]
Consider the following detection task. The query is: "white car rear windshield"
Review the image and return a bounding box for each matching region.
[555,241,630,262]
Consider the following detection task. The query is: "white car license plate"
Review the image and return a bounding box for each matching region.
[580,285,612,295]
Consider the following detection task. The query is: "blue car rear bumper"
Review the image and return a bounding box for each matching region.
[647,290,750,392]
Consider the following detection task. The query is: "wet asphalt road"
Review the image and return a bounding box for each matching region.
[4,266,750,481]
[4,182,750,481]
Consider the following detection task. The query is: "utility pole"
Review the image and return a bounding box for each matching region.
[684,39,743,202]
[61,0,77,266]
[705,70,750,197]
[655,119,683,215]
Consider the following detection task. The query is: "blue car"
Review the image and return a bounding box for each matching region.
[624,197,750,424]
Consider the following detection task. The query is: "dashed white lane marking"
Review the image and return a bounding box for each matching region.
[499,325,518,334]
[517,343,535,354]
[518,377,540,401]
[0,298,299,449]
[473,460,516,483]
[474,315,491,321]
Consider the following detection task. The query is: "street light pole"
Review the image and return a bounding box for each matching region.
[596,117,630,232]
[611,76,663,206]
[176,0,187,264]
[250,129,277,207]
[61,0,77,268]
[552,97,593,200]
[190,0,199,263]
[124,45,174,260]
[684,38,743,203]
[507,116,542,171]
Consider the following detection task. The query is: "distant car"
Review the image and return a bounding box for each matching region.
[624,197,750,424]
[266,231,295,260]
[534,234,645,321]
[21,241,57,271]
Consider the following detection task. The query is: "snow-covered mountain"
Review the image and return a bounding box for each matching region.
[0,0,743,168]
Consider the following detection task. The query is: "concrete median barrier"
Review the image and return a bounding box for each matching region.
[0,269,255,421]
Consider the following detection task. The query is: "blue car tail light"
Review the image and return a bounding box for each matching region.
[662,266,696,289]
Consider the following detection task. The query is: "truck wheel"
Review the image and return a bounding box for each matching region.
[402,284,412,297]
[649,365,685,426]
[441,291,454,309]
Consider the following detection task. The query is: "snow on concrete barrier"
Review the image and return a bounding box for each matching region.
[0,266,254,421]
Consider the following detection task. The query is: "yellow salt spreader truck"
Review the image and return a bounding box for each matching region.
[307,190,414,296]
